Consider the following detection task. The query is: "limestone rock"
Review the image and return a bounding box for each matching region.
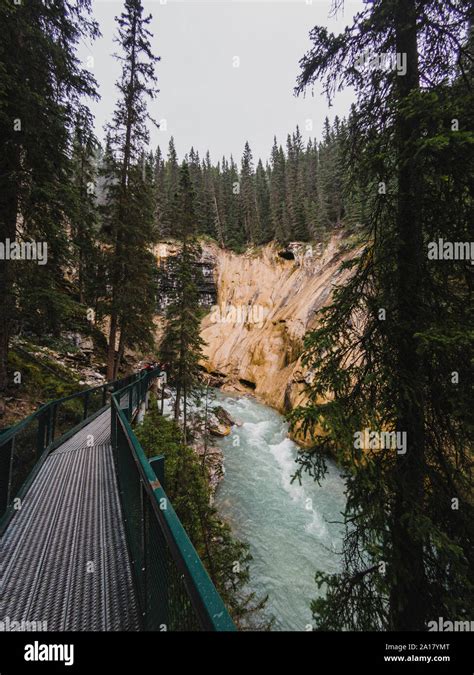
[198,234,359,444]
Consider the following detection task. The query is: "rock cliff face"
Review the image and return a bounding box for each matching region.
[153,235,356,445]
[199,234,355,432]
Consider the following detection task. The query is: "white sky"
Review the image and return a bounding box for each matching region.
[79,0,363,164]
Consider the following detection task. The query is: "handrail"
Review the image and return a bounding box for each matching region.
[111,372,236,631]
[0,366,236,631]
[0,371,140,529]
[0,375,131,443]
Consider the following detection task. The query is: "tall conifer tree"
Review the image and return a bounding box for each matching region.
[0,0,99,412]
[103,0,160,379]
[293,0,474,630]
[159,163,206,439]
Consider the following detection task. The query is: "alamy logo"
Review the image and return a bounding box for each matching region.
[427,239,474,265]
[210,303,266,327]
[353,428,407,454]
[0,616,47,631]
[355,50,407,76]
[0,238,48,265]
[24,641,74,667]
[428,617,474,632]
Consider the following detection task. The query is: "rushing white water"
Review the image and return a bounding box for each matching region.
[212,390,346,631]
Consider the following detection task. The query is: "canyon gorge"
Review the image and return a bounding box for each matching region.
[155,233,358,445]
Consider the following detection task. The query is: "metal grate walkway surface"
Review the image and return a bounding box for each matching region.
[0,409,140,631]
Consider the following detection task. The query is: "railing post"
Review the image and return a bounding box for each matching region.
[149,455,165,491]
[0,437,14,516]
[47,404,55,445]
[52,404,58,442]
[83,391,89,421]
[37,411,46,459]
[111,401,117,452]
[128,387,133,421]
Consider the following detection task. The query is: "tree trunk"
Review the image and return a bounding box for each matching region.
[0,143,20,415]
[114,326,126,380]
[183,384,187,445]
[160,377,165,415]
[107,9,138,383]
[389,0,428,631]
[174,380,181,421]
[78,151,86,305]
[106,312,118,381]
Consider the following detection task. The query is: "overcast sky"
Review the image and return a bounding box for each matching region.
[79,0,363,165]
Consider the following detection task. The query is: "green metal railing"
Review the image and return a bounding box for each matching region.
[111,372,235,631]
[0,372,138,532]
[0,366,235,631]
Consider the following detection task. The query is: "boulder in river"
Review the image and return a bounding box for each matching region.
[209,423,231,437]
[212,405,236,427]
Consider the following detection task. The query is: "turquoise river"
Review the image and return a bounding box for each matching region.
[212,390,346,631]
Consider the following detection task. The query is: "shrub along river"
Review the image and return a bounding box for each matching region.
[213,390,346,631]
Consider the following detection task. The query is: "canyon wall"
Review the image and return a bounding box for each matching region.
[199,234,356,438]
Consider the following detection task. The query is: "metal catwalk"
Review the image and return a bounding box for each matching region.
[0,409,140,631]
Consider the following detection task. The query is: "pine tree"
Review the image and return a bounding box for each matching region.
[255,159,272,244]
[317,118,338,229]
[163,137,179,237]
[222,155,244,249]
[270,138,290,244]
[292,0,474,631]
[200,151,218,239]
[0,0,99,412]
[103,0,160,380]
[187,148,205,233]
[154,145,167,237]
[70,119,101,307]
[203,154,224,246]
[115,152,158,368]
[240,141,260,244]
[303,138,323,239]
[159,162,206,439]
[286,126,308,240]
